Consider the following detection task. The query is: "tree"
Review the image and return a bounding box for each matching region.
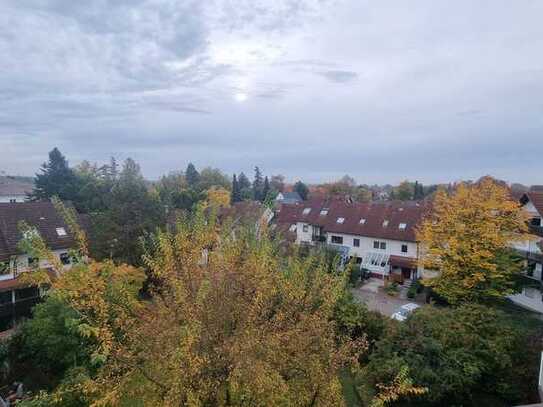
[231,174,241,204]
[90,158,164,265]
[23,211,362,406]
[294,180,309,200]
[237,172,252,200]
[270,174,285,193]
[31,148,78,202]
[197,167,230,192]
[205,186,230,208]
[185,163,200,187]
[362,304,542,406]
[262,176,271,201]
[252,166,264,201]
[394,180,414,201]
[418,178,529,304]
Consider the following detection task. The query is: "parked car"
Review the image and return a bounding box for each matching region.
[391,303,420,322]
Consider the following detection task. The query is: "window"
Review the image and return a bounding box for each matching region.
[0,291,12,305]
[302,224,309,232]
[0,261,9,275]
[15,286,39,301]
[399,223,407,230]
[401,244,408,253]
[382,220,389,227]
[336,217,345,224]
[380,242,386,250]
[289,224,297,232]
[353,238,360,247]
[9,199,16,203]
[60,252,71,265]
[524,287,539,299]
[56,227,67,237]
[302,208,311,215]
[320,209,329,216]
[359,218,366,224]
[373,241,379,249]
[531,217,542,227]
[331,235,343,244]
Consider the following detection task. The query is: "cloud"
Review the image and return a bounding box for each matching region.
[0,0,542,185]
[317,70,358,83]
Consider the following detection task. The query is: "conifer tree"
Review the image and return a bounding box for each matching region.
[293,181,309,200]
[238,172,252,200]
[253,166,264,201]
[263,176,270,201]
[31,147,78,202]
[231,174,241,203]
[185,163,200,188]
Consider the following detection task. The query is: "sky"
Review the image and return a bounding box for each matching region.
[1,0,542,185]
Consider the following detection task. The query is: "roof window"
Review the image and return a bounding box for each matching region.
[320,209,329,216]
[336,217,345,224]
[359,218,366,224]
[56,227,67,237]
[399,223,407,230]
[302,208,311,215]
[289,224,297,232]
[382,220,389,227]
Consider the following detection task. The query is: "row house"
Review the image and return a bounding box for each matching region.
[509,191,543,313]
[0,201,80,331]
[275,198,428,283]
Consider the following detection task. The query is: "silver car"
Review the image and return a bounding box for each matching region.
[391,303,420,322]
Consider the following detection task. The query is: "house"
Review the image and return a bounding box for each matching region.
[0,201,81,331]
[509,191,543,313]
[274,198,428,282]
[0,180,32,203]
[275,191,303,205]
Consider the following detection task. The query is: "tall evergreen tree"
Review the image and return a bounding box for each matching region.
[293,181,309,201]
[231,174,241,204]
[263,176,271,201]
[238,172,252,200]
[185,163,200,188]
[253,166,264,201]
[31,147,78,202]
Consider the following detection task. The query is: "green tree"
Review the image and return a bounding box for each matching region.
[294,180,309,200]
[185,162,200,187]
[90,158,164,265]
[31,148,78,202]
[394,180,414,201]
[270,174,285,193]
[362,305,542,406]
[262,176,271,200]
[252,166,264,201]
[231,174,241,204]
[197,167,230,192]
[238,172,252,200]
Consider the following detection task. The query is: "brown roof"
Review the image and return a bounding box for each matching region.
[0,180,32,197]
[523,191,543,216]
[275,198,427,242]
[389,255,418,268]
[0,201,79,262]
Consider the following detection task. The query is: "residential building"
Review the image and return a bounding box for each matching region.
[0,201,80,331]
[274,198,428,282]
[275,191,303,205]
[0,179,32,203]
[509,191,543,313]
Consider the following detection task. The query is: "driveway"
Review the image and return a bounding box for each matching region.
[351,278,424,317]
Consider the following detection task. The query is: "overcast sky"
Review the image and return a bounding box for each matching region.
[1,0,542,184]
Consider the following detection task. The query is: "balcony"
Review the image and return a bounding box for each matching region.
[311,235,326,243]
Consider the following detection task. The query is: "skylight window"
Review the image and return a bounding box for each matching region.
[336,217,345,224]
[289,224,297,232]
[399,223,407,230]
[382,220,389,227]
[302,208,311,215]
[320,209,329,216]
[56,227,67,237]
[359,218,366,224]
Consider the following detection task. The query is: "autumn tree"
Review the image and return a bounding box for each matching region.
[205,186,230,208]
[417,178,529,304]
[270,174,285,193]
[21,209,363,406]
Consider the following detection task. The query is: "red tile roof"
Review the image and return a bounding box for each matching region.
[275,198,428,242]
[524,191,543,216]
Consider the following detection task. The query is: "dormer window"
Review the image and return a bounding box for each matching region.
[399,223,407,230]
[359,218,366,224]
[320,209,329,216]
[382,220,389,227]
[56,227,67,237]
[336,217,345,224]
[302,208,312,215]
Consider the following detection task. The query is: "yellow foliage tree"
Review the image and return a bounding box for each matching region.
[417,177,529,304]
[205,186,231,208]
[32,209,362,406]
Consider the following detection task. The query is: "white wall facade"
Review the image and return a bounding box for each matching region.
[0,249,74,281]
[0,194,26,203]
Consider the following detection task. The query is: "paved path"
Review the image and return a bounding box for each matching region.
[351,278,424,317]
